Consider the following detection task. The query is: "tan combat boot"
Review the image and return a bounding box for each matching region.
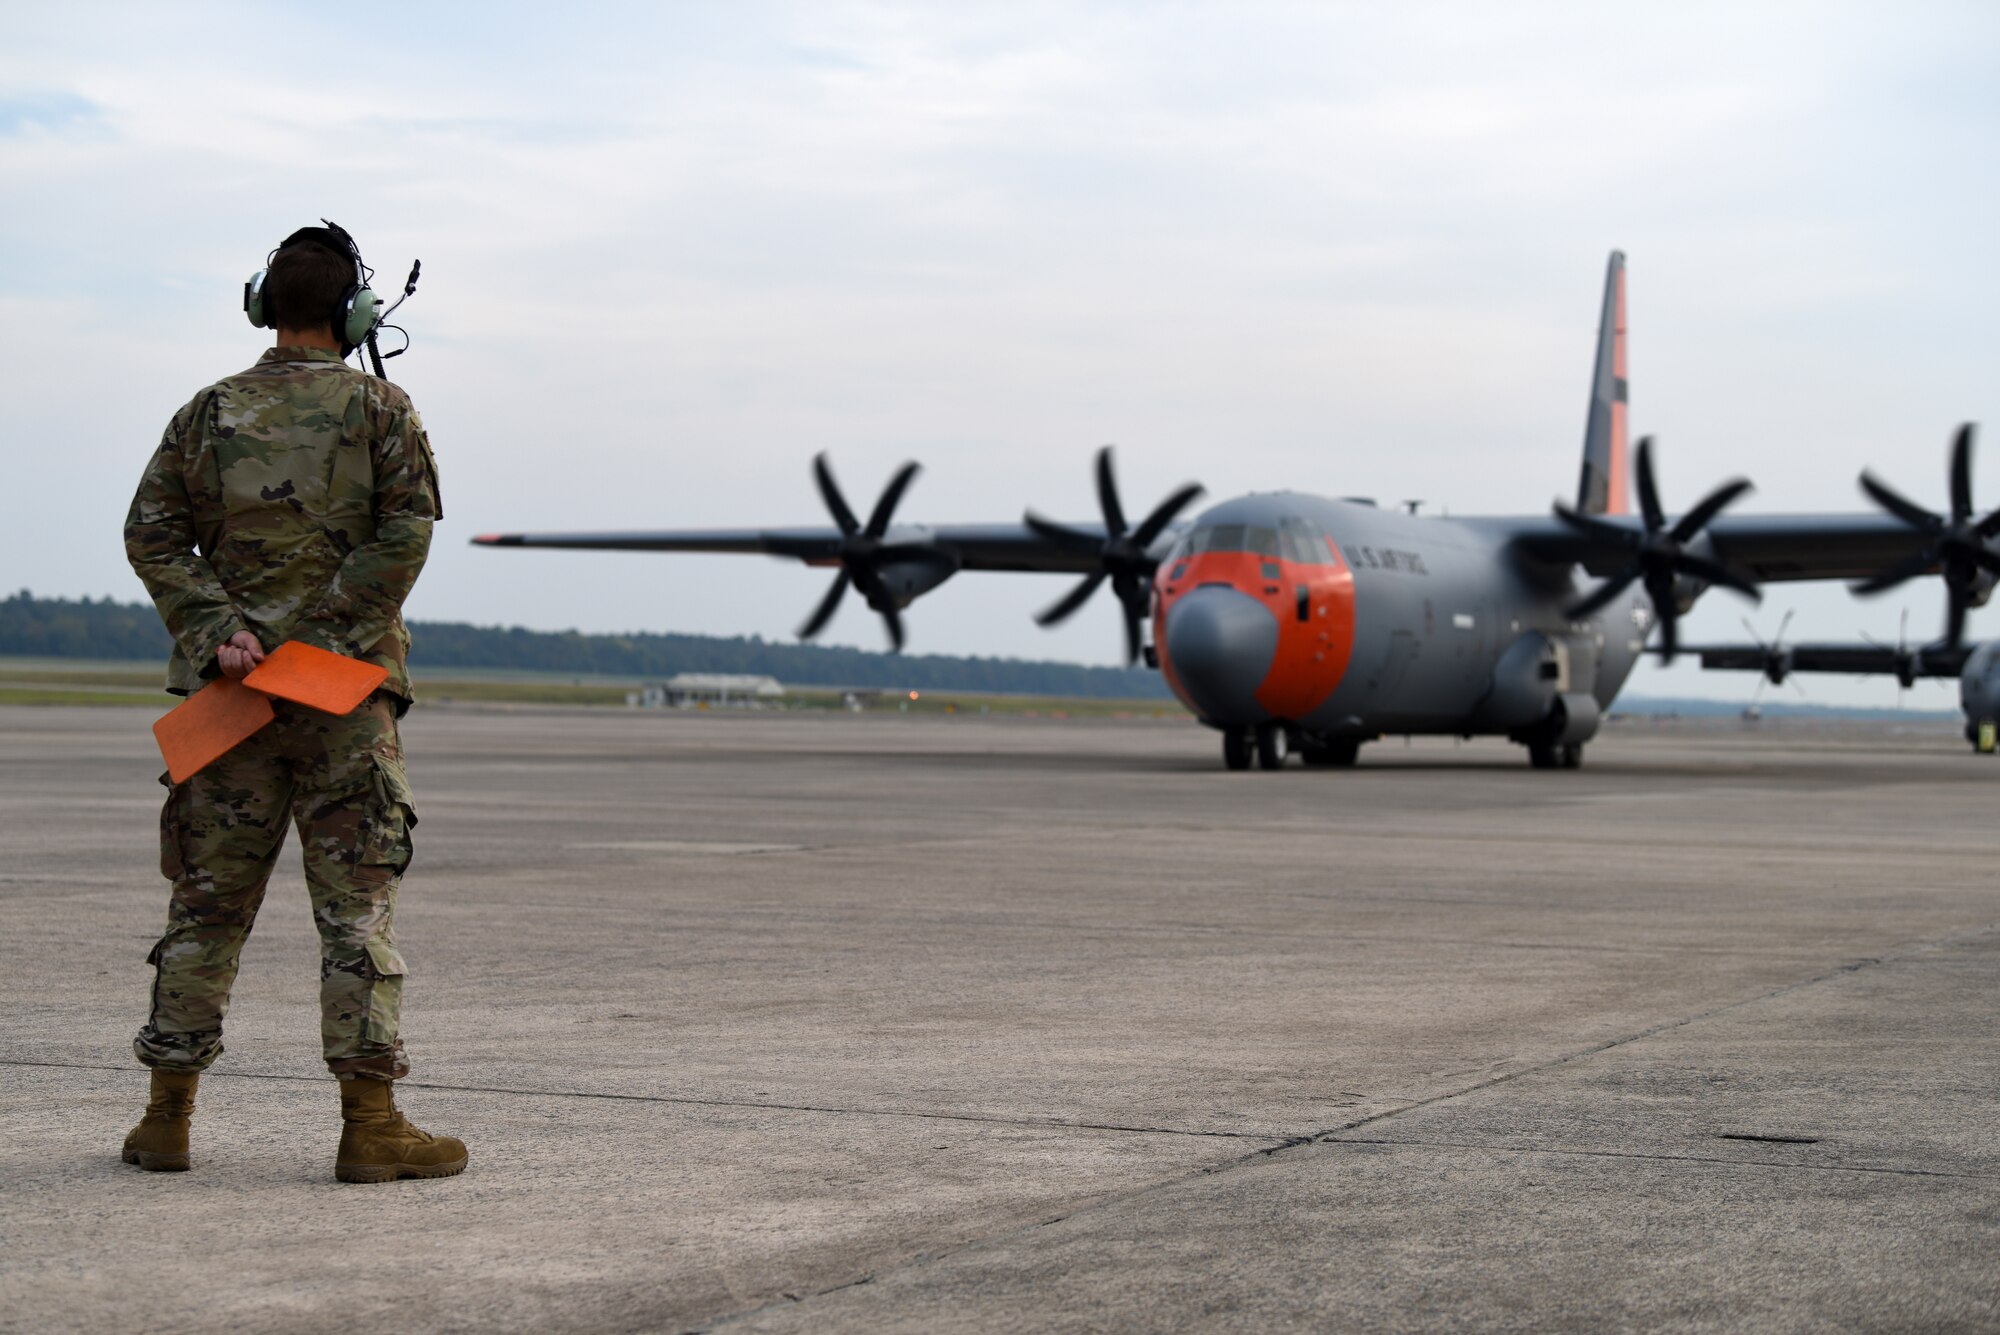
[335,1079,468,1183]
[122,1069,198,1172]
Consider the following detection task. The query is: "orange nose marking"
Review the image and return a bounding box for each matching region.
[1153,542,1356,721]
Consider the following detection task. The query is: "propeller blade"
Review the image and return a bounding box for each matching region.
[1109,571,1150,665]
[1035,572,1108,627]
[1129,482,1206,549]
[863,461,922,539]
[1024,510,1106,553]
[1849,547,1937,595]
[812,454,860,535]
[880,604,905,654]
[1860,472,1941,532]
[1656,604,1679,664]
[1945,585,1967,650]
[1566,567,1641,619]
[1977,506,2000,540]
[1971,545,2000,575]
[1094,447,1128,536]
[1669,478,1754,544]
[1676,553,1762,601]
[1635,438,1665,531]
[1950,423,1975,525]
[1741,615,1767,650]
[1552,504,1640,550]
[797,569,851,641]
[1776,609,1795,646]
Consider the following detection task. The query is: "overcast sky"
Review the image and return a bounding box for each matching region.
[4,2,1995,705]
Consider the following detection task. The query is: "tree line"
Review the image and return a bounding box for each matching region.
[0,592,1170,699]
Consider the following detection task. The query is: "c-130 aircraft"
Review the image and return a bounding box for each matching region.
[477,254,2000,770]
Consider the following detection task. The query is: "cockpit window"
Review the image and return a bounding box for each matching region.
[1279,516,1334,566]
[1171,516,1333,565]
[1180,524,1278,558]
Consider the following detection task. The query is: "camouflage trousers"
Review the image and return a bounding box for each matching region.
[136,693,417,1081]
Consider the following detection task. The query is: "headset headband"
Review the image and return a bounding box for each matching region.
[277,220,361,265]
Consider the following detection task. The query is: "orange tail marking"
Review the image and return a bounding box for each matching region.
[1605,264,1630,515]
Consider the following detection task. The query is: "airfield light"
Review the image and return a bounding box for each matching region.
[909,691,920,701]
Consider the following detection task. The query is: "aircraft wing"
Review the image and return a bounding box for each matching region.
[1501,512,1930,582]
[1684,641,1973,678]
[471,522,1120,575]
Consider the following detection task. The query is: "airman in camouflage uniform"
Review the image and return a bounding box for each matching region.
[123,225,463,1181]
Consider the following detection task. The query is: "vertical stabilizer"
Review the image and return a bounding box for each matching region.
[1575,251,1629,516]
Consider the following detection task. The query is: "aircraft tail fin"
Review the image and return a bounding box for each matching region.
[1575,251,1629,516]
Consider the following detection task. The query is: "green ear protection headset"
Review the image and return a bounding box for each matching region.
[242,219,382,354]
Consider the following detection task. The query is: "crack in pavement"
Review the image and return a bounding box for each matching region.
[0,1057,1293,1143]
[697,918,2000,1332]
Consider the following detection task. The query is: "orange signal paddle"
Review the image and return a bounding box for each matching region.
[243,641,389,716]
[153,678,277,785]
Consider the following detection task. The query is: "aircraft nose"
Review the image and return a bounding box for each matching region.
[1163,585,1278,724]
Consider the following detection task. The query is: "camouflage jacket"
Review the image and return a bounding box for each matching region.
[125,347,442,705]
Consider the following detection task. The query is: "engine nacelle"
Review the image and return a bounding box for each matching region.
[867,550,962,610]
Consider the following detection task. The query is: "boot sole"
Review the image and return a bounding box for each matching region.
[122,1148,191,1172]
[335,1153,468,1184]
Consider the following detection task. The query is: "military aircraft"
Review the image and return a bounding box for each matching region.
[1684,611,2000,753]
[475,253,2000,770]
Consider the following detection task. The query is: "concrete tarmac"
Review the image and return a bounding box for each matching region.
[2,704,1996,1333]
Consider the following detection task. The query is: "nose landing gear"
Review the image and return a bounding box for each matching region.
[1255,723,1288,770]
[1222,724,1297,770]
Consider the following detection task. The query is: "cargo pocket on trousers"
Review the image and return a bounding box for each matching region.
[360,939,407,1047]
[354,755,418,886]
[157,771,186,880]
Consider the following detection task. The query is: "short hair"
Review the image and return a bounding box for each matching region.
[264,241,354,334]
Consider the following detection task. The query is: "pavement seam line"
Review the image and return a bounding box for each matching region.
[699,917,2000,1332]
[1329,1136,2000,1181]
[698,1130,1320,1334]
[1316,916,2000,1144]
[0,1057,1288,1143]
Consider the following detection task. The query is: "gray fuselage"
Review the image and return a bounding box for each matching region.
[1153,492,1649,748]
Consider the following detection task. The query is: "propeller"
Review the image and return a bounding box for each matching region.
[796,453,934,653]
[1743,610,1800,687]
[1552,437,1761,663]
[1851,424,2000,649]
[1023,446,1204,664]
[1861,608,1919,692]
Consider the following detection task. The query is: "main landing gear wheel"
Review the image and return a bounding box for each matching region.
[1300,738,1360,768]
[1222,730,1254,771]
[1255,723,1289,770]
[1528,743,1585,770]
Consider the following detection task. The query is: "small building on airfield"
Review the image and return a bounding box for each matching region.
[633,673,786,709]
